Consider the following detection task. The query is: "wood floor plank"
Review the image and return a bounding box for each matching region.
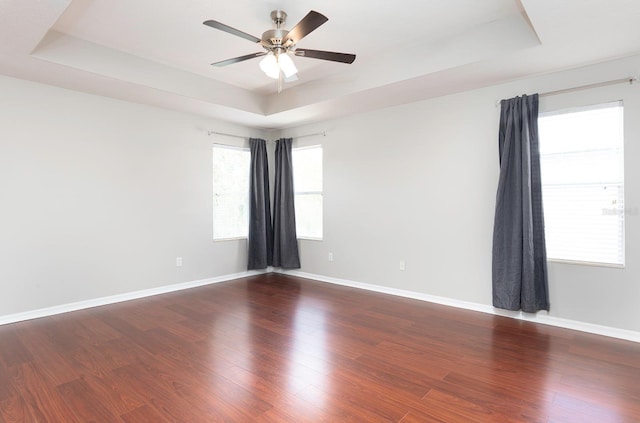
[1,273,639,422]
[298,383,404,422]
[56,379,121,422]
[0,327,32,368]
[101,336,156,368]
[207,341,325,396]
[420,388,524,423]
[0,395,44,423]
[14,324,82,387]
[79,372,146,416]
[399,408,459,423]
[551,376,640,421]
[111,362,222,422]
[2,363,80,423]
[0,362,13,403]
[548,391,633,423]
[120,404,169,423]
[211,363,333,423]
[149,351,274,420]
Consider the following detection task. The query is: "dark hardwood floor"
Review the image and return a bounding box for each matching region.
[1,273,639,422]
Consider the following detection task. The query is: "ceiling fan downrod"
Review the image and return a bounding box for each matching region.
[271,10,287,28]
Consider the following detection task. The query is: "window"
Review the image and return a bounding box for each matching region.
[212,144,250,240]
[292,145,323,239]
[538,101,624,266]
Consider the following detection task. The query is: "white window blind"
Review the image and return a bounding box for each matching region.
[212,144,250,240]
[538,101,624,266]
[292,145,323,240]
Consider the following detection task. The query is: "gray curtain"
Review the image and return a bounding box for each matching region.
[272,138,301,268]
[492,94,549,312]
[247,138,273,270]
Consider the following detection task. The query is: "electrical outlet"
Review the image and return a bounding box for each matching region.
[176,257,183,267]
[328,252,334,262]
[399,260,405,271]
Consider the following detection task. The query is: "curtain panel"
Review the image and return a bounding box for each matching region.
[272,138,301,269]
[247,138,273,270]
[492,94,550,312]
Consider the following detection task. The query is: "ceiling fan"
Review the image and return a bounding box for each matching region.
[203,10,356,90]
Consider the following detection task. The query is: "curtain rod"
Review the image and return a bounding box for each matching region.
[207,131,248,139]
[287,131,326,139]
[207,130,327,140]
[496,77,636,107]
[540,77,636,98]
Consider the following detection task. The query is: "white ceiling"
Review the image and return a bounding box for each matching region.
[2,0,640,129]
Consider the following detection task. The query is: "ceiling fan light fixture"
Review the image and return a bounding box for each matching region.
[205,9,356,88]
[259,53,280,79]
[278,53,298,78]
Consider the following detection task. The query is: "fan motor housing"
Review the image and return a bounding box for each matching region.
[262,29,289,47]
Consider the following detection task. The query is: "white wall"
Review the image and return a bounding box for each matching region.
[2,55,639,335]
[0,75,265,316]
[284,55,640,334]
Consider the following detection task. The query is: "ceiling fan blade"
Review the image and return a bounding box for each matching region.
[212,52,267,67]
[283,11,328,45]
[203,20,261,43]
[294,49,356,64]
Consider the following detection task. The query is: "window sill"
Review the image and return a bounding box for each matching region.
[298,236,323,242]
[548,258,625,269]
[213,237,247,242]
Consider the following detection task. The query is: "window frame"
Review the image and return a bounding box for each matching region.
[292,144,324,241]
[211,143,251,242]
[538,101,625,268]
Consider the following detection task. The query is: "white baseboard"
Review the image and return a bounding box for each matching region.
[277,269,640,343]
[4,268,639,343]
[0,269,269,326]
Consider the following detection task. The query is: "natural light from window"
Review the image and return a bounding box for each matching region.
[292,145,323,240]
[538,101,624,266]
[212,144,250,240]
